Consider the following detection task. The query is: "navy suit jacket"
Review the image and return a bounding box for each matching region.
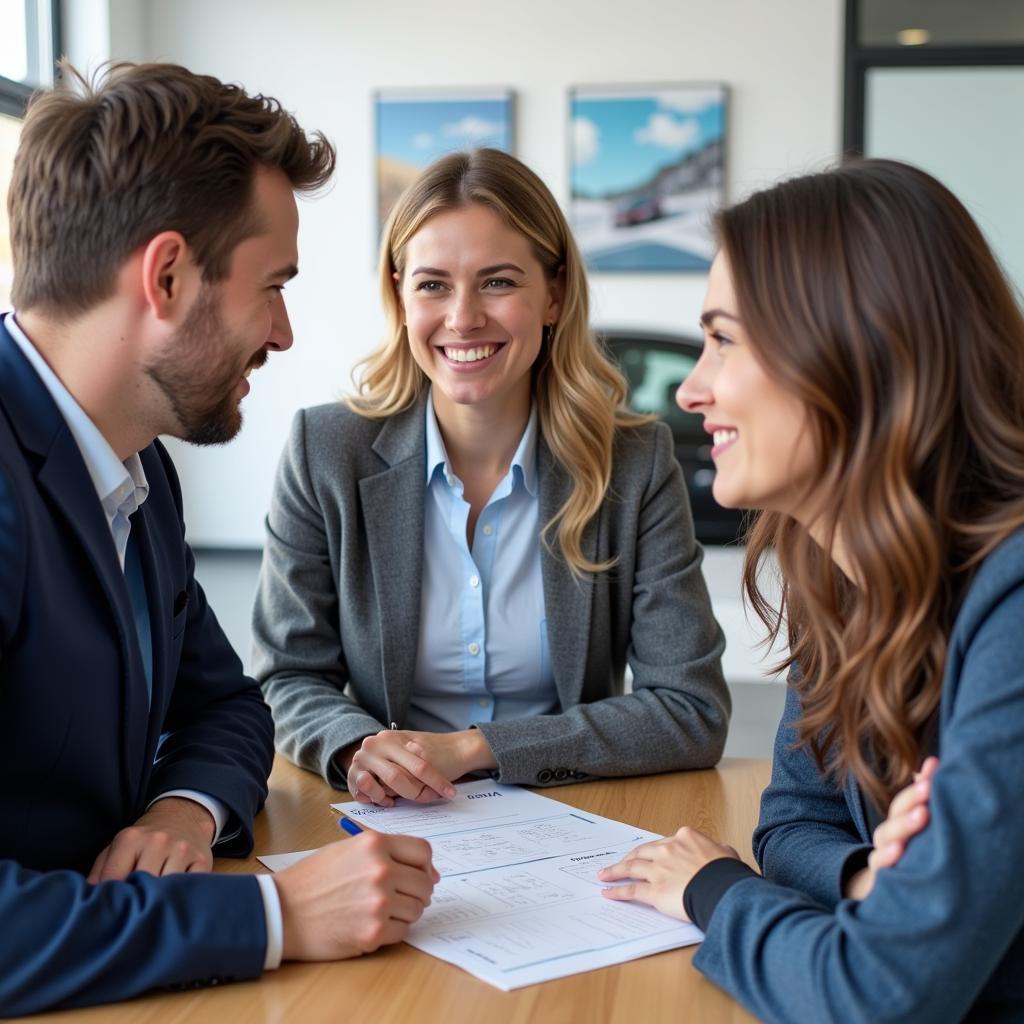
[0,319,275,1015]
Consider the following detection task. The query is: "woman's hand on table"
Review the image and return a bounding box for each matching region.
[844,755,939,901]
[597,827,741,921]
[338,728,497,806]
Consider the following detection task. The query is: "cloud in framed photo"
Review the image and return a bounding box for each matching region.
[635,113,698,151]
[413,132,435,149]
[442,115,503,143]
[653,88,722,115]
[573,116,600,165]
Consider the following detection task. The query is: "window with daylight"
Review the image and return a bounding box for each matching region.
[1,0,61,310]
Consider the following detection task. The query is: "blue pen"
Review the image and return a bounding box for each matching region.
[338,816,363,836]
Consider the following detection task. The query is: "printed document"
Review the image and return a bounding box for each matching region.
[326,780,703,989]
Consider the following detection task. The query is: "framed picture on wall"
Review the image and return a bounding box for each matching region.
[569,83,727,272]
[375,88,515,239]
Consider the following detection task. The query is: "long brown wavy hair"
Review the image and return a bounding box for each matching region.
[724,159,1024,810]
[347,148,647,576]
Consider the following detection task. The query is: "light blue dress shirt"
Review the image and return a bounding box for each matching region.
[408,390,559,733]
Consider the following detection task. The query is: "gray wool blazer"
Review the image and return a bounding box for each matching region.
[251,395,729,789]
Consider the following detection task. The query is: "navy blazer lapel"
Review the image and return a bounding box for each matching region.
[358,400,426,726]
[0,323,150,798]
[538,438,598,710]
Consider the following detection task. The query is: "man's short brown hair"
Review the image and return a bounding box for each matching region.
[8,61,336,318]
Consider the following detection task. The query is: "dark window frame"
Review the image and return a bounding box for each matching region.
[0,0,62,119]
[843,0,1024,153]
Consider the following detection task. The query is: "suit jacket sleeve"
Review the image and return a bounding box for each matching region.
[0,864,266,1015]
[752,676,871,908]
[252,410,383,787]
[144,442,274,855]
[476,422,730,782]
[692,560,1024,1023]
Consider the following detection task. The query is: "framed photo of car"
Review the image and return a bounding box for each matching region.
[568,83,727,272]
[375,88,515,241]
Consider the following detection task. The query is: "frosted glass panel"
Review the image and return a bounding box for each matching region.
[865,66,1024,298]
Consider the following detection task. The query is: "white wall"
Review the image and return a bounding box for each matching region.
[110,0,845,548]
[61,0,145,73]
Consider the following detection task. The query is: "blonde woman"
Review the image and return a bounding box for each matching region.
[253,149,728,803]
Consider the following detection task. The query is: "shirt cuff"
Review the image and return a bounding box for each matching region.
[683,857,760,931]
[838,844,873,897]
[255,874,284,970]
[148,789,230,845]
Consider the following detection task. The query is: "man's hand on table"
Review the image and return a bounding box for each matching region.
[87,796,215,882]
[275,832,439,960]
[337,729,497,806]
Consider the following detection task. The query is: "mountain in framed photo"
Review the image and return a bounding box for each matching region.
[569,84,726,272]
[376,89,515,236]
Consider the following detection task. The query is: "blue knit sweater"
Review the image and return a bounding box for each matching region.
[690,530,1024,1022]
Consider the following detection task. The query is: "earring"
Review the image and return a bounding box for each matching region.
[543,323,555,345]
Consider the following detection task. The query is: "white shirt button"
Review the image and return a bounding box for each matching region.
[446,474,455,487]
[469,574,480,588]
[479,697,490,708]
[482,524,493,536]
[468,642,480,655]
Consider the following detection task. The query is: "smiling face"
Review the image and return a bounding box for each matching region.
[396,203,562,420]
[146,165,299,444]
[677,252,816,517]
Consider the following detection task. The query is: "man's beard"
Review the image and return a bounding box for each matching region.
[144,286,266,446]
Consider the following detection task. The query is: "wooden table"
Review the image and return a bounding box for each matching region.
[30,757,771,1023]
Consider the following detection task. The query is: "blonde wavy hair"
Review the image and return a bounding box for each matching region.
[724,160,1024,811]
[347,148,647,576]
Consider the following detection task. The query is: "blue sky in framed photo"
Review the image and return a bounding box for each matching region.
[376,91,513,230]
[572,92,724,197]
[378,96,512,165]
[569,85,726,272]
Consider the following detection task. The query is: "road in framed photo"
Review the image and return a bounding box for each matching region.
[569,84,726,272]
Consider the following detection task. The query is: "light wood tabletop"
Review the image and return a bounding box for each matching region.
[27,757,771,1024]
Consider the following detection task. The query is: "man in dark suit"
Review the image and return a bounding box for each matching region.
[0,62,436,1016]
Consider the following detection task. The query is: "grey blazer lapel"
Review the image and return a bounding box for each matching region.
[539,438,599,710]
[358,401,426,726]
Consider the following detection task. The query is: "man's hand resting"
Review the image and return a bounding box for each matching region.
[87,796,216,882]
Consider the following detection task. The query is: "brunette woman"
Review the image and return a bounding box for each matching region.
[601,159,1024,1021]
